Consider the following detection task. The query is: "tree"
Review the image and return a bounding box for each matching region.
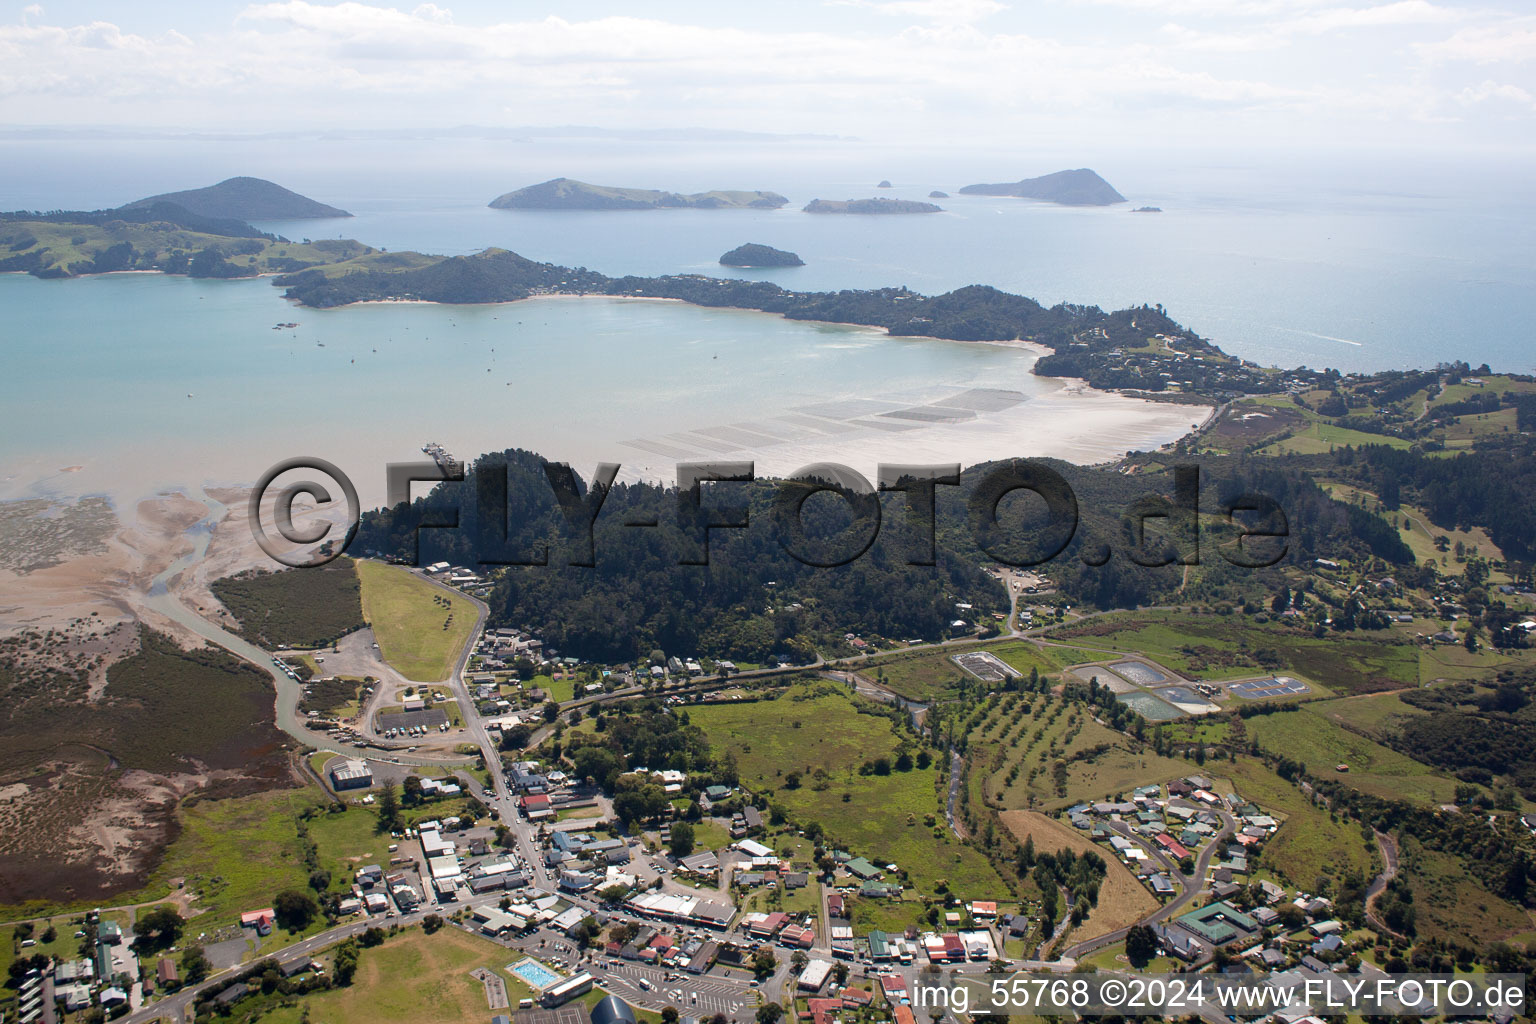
[273,889,320,931]
[500,723,533,750]
[422,914,444,934]
[751,948,778,980]
[332,939,360,985]
[402,775,425,806]
[756,1003,785,1024]
[669,821,696,859]
[543,700,561,722]
[1125,924,1157,968]
[791,950,809,971]
[181,945,211,984]
[661,1009,679,1024]
[376,782,401,833]
[132,905,184,953]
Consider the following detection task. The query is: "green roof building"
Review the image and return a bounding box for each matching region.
[1173,901,1258,946]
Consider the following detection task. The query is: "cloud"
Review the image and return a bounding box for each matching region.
[1456,79,1536,109]
[827,0,1007,21]
[0,0,1530,147]
[1418,22,1536,64]
[1280,0,1459,35]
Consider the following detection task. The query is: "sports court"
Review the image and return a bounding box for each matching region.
[1228,676,1310,700]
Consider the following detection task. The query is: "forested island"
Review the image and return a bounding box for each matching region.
[959,168,1126,206]
[719,243,804,267]
[802,198,942,214]
[121,176,352,220]
[488,178,788,210]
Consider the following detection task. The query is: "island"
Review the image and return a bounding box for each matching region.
[929,190,949,199]
[877,180,893,188]
[802,198,942,215]
[719,243,804,267]
[1132,206,1163,213]
[958,168,1126,206]
[488,178,788,210]
[120,176,352,220]
[0,205,1300,399]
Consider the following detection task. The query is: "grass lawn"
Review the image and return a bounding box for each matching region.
[691,821,735,851]
[1418,642,1531,685]
[866,641,1089,701]
[305,806,398,895]
[535,674,575,704]
[260,926,536,1024]
[555,806,604,822]
[1405,845,1531,950]
[691,683,1009,899]
[1046,610,1415,694]
[1260,422,1412,456]
[849,896,929,936]
[1243,705,1456,804]
[1214,760,1378,890]
[1078,941,1181,974]
[356,560,477,682]
[739,879,822,918]
[136,787,333,939]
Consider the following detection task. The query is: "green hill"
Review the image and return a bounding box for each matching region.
[958,168,1125,206]
[719,243,804,267]
[488,177,788,210]
[120,176,352,220]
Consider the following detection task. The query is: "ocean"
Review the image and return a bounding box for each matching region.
[2,136,1533,505]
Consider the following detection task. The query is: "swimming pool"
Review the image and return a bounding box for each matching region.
[508,958,561,990]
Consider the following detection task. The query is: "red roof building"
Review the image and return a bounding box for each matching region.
[1154,833,1192,859]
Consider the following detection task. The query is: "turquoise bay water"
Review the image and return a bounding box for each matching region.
[0,272,1067,504]
[4,140,1534,509]
[6,138,1532,376]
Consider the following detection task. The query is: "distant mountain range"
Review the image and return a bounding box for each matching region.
[958,168,1125,206]
[121,177,351,220]
[489,178,788,210]
[802,198,942,215]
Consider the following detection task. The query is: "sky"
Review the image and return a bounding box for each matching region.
[1,0,1534,154]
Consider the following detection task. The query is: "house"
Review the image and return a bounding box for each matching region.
[156,958,179,987]
[844,857,880,880]
[240,908,275,935]
[98,921,123,944]
[1256,947,1286,968]
[214,983,250,1007]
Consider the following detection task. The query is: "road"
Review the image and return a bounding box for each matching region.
[1057,809,1236,961]
[1363,829,1401,938]
[944,749,966,839]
